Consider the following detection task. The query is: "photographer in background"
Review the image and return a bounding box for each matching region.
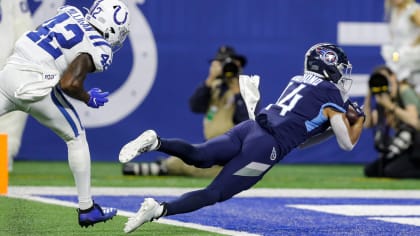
[123,45,256,177]
[190,45,249,139]
[363,65,420,178]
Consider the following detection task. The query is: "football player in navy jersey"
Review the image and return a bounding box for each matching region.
[0,0,130,227]
[119,43,365,233]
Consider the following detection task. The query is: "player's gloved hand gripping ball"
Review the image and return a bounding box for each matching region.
[346,101,365,125]
[87,88,109,108]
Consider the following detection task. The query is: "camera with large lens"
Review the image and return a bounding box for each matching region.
[221,57,239,79]
[368,71,391,153]
[368,72,389,95]
[385,124,414,159]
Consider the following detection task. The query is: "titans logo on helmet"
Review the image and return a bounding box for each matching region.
[316,47,338,65]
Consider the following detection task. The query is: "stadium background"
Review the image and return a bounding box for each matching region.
[18,0,393,163]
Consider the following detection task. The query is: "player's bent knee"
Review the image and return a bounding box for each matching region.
[66,131,87,148]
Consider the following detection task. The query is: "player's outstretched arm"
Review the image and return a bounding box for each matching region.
[59,53,95,104]
[326,107,364,151]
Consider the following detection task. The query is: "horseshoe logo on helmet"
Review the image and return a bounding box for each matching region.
[113,5,128,25]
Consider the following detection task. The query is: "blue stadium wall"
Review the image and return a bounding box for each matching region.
[19,0,394,163]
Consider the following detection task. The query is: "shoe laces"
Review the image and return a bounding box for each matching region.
[137,137,155,154]
[102,207,114,214]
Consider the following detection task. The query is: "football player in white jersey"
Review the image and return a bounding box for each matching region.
[0,0,130,227]
[0,0,32,173]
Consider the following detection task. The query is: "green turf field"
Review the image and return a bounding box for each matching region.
[2,161,420,236]
[9,161,420,189]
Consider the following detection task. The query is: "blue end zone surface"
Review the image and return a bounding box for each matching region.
[42,195,420,235]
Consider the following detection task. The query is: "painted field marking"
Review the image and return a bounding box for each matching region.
[7,186,261,236]
[7,187,420,234]
[288,204,420,227]
[288,205,420,216]
[370,217,420,227]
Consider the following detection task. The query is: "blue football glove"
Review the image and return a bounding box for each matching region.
[87,88,109,108]
[349,100,366,121]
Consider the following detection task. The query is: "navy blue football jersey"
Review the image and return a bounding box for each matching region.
[256,74,347,155]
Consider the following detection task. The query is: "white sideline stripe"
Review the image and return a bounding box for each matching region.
[8,186,420,198]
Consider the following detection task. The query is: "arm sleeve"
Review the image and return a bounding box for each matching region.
[330,114,355,151]
[189,82,211,113]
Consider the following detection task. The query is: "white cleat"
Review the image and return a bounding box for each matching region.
[119,130,160,163]
[124,198,162,233]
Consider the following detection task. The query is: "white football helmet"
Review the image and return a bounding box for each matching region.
[85,0,130,52]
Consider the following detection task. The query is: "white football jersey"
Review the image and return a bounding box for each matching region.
[8,5,113,76]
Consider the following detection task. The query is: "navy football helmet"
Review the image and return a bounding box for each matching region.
[304,43,352,92]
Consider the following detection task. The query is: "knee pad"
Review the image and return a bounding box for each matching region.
[66,131,90,171]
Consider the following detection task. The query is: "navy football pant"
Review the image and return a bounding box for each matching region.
[158,120,281,216]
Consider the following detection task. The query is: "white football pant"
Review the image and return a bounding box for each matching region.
[0,64,93,210]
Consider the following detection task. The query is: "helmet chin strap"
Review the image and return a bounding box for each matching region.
[90,25,105,38]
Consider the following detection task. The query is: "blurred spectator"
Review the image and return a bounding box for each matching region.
[0,0,32,172]
[363,65,420,178]
[380,0,420,92]
[123,45,257,177]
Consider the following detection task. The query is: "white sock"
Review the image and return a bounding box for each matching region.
[155,204,164,218]
[150,135,160,150]
[67,132,93,210]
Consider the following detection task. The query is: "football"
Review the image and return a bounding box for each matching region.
[346,108,359,125]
